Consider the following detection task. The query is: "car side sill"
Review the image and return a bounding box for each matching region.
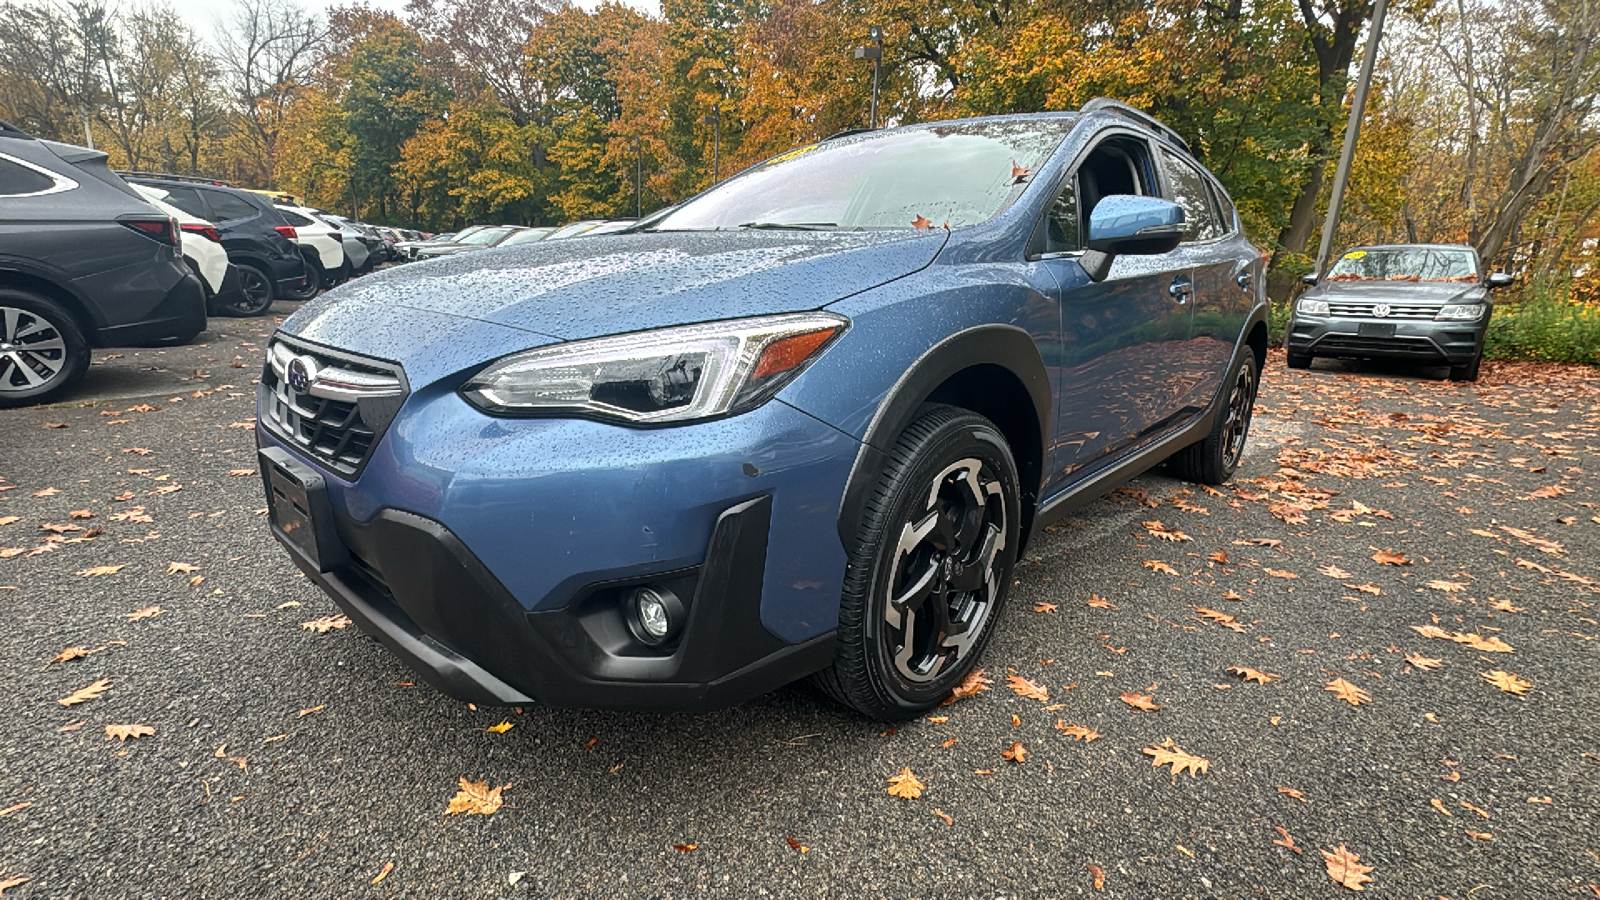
[1029,407,1215,540]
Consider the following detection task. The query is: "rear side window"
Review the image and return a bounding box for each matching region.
[1210,183,1237,235]
[0,156,60,196]
[202,189,259,222]
[157,186,209,219]
[278,209,313,227]
[1160,148,1222,242]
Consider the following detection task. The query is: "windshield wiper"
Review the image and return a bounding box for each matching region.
[736,221,838,230]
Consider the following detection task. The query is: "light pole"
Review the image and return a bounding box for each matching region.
[700,104,721,184]
[1314,0,1388,278]
[628,138,642,218]
[852,25,883,129]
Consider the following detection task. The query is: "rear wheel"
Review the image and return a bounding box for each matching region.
[1171,351,1259,485]
[0,289,90,408]
[816,405,1020,719]
[225,265,275,317]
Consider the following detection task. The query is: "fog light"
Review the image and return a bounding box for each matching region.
[626,586,683,645]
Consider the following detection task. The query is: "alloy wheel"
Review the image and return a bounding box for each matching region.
[883,457,1008,683]
[1221,362,1257,469]
[0,305,69,394]
[234,267,273,315]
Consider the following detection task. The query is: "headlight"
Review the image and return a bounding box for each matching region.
[1298,298,1330,315]
[1436,304,1484,321]
[462,312,848,423]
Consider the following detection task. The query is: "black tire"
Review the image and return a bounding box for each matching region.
[0,288,91,408]
[1171,350,1260,485]
[815,404,1021,719]
[1448,351,1481,382]
[225,265,275,317]
[1286,351,1312,369]
[284,257,322,300]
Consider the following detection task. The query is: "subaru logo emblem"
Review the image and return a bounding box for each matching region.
[286,355,318,394]
[1372,304,1391,318]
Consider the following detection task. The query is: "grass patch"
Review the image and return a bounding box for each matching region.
[1484,278,1600,365]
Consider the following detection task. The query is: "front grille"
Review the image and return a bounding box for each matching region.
[260,337,407,477]
[1327,302,1439,320]
[1312,334,1442,357]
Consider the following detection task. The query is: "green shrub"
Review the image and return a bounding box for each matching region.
[1484,278,1600,365]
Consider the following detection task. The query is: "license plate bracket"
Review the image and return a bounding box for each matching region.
[1358,322,1396,338]
[260,446,348,572]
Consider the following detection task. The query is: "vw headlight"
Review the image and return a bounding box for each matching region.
[1298,298,1330,316]
[462,312,848,423]
[1435,304,1485,321]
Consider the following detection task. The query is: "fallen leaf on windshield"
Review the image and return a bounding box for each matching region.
[1325,677,1370,706]
[1322,844,1374,891]
[105,723,155,741]
[57,678,111,706]
[445,778,507,816]
[911,215,932,229]
[1482,670,1531,695]
[1011,160,1032,182]
[886,767,924,799]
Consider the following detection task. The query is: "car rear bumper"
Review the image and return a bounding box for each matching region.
[255,394,858,710]
[95,270,207,345]
[1287,315,1484,363]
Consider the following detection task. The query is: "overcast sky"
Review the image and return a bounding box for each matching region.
[164,0,661,42]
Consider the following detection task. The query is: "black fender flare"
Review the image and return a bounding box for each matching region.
[835,324,1052,551]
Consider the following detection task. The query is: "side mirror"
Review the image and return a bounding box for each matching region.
[1300,273,1319,286]
[1080,195,1184,281]
[1487,272,1515,288]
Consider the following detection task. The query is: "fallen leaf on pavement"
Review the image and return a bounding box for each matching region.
[0,870,30,895]
[77,565,125,577]
[1431,798,1452,816]
[943,668,991,704]
[167,562,199,575]
[933,808,953,825]
[126,605,163,620]
[48,646,93,665]
[1086,863,1106,889]
[1322,844,1374,891]
[1144,521,1191,542]
[1143,741,1208,778]
[1085,595,1118,609]
[1006,675,1049,702]
[1317,564,1353,579]
[785,835,809,853]
[445,778,507,816]
[1054,720,1101,742]
[1481,670,1531,695]
[1277,786,1307,802]
[886,767,924,799]
[1425,580,1469,592]
[486,720,513,734]
[1143,560,1179,575]
[1405,654,1443,670]
[673,843,697,852]
[1228,666,1279,684]
[300,615,352,633]
[1002,741,1027,763]
[57,678,111,706]
[1032,601,1058,613]
[1372,549,1410,566]
[1120,692,1161,711]
[1273,826,1303,854]
[1193,607,1245,632]
[371,862,394,884]
[105,723,155,741]
[1325,677,1371,706]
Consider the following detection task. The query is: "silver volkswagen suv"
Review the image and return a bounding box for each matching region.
[1286,243,1513,381]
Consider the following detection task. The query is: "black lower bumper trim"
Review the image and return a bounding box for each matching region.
[95,271,207,346]
[271,488,836,710]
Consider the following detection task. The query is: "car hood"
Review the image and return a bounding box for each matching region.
[1305,280,1486,305]
[281,229,946,383]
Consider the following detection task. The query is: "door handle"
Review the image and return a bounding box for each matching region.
[1169,277,1192,304]
[1236,271,1253,291]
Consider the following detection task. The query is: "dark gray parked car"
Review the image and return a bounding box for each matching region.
[0,122,207,406]
[1287,243,1513,382]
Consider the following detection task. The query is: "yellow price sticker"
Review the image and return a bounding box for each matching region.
[762,144,820,167]
[1343,250,1368,260]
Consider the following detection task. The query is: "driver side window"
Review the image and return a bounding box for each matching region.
[1041,134,1156,255]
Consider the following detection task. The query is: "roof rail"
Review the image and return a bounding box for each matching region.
[1080,99,1190,154]
[115,170,237,187]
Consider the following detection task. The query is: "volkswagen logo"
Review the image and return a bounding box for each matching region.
[1372,304,1392,318]
[286,355,319,394]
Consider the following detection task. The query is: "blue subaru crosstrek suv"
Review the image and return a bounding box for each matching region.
[257,99,1268,719]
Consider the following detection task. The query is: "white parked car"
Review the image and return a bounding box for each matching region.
[274,204,347,292]
[131,183,247,315]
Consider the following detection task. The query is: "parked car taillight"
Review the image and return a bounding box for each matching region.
[118,216,180,247]
[180,223,222,243]
[328,232,342,241]
[275,225,298,240]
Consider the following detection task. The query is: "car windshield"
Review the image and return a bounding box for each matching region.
[459,227,514,246]
[646,119,1069,232]
[500,228,553,246]
[1327,247,1479,283]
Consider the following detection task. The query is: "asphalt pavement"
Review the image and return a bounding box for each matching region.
[1,306,1597,898]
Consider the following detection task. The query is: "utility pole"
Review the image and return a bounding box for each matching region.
[629,138,642,218]
[852,26,883,129]
[700,105,721,184]
[79,104,93,149]
[1315,0,1388,277]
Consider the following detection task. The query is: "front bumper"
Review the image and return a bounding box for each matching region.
[257,390,858,710]
[1287,314,1484,363]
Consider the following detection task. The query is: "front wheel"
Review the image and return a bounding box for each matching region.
[1286,351,1311,369]
[0,289,91,408]
[1171,351,1260,485]
[1448,350,1481,382]
[816,405,1021,719]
